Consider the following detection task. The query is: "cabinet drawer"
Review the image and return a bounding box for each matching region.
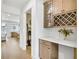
[40,40,52,47]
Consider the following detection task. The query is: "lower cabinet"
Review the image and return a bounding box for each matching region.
[39,40,58,59]
[40,44,50,59]
[39,40,77,59]
[74,48,77,59]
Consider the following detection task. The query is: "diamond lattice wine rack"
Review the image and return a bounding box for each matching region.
[44,0,77,28]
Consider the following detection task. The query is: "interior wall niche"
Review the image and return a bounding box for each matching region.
[44,0,77,28]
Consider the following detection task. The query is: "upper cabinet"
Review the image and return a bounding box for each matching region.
[44,0,77,28]
[53,0,62,14]
[63,0,76,12]
[54,0,76,14]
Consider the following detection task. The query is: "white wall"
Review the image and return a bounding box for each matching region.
[19,0,33,50]
[19,12,26,49]
[21,0,77,59]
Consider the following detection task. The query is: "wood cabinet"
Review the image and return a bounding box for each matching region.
[53,0,76,14]
[74,48,77,59]
[40,44,51,59]
[39,40,58,59]
[63,0,76,12]
[44,0,77,28]
[53,0,62,14]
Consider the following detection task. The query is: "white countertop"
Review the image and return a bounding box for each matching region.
[39,37,77,48]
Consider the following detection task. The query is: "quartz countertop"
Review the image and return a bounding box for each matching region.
[39,37,77,48]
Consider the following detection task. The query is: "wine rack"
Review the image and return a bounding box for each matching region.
[54,10,77,26]
[44,0,77,28]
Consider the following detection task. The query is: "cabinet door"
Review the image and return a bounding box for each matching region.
[44,0,62,27]
[39,40,58,59]
[50,43,58,59]
[63,0,76,12]
[44,1,49,28]
[40,44,51,59]
[54,0,76,14]
[53,0,62,14]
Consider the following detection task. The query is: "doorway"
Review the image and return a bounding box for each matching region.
[26,9,32,58]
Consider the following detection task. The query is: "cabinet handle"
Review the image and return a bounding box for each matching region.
[48,48,50,49]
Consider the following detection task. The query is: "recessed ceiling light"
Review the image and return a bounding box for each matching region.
[8,14,10,16]
[2,23,6,26]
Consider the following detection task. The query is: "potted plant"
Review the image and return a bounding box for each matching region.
[58,28,73,40]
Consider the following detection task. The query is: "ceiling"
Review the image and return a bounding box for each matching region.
[2,0,29,9]
[1,0,30,23]
[2,0,30,23]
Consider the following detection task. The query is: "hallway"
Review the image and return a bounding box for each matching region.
[1,38,31,59]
